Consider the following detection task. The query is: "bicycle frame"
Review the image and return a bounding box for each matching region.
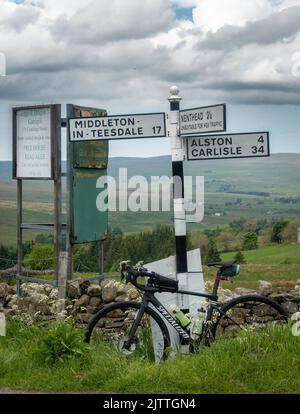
[124,272,226,347]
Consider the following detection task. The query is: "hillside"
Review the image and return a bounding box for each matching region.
[0,154,300,245]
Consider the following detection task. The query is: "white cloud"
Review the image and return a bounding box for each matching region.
[50,0,174,45]
[0,0,299,110]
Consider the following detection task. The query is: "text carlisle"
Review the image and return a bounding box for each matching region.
[69,113,166,141]
[186,132,270,161]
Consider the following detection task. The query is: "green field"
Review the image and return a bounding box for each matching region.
[1,154,300,245]
[0,321,299,394]
[222,243,300,265]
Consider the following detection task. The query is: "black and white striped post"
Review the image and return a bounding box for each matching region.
[168,86,188,305]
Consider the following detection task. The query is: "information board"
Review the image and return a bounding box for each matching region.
[13,106,54,179]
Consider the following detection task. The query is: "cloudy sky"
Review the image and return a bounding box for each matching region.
[0,0,300,160]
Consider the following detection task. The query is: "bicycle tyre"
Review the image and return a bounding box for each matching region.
[210,294,289,340]
[85,301,171,361]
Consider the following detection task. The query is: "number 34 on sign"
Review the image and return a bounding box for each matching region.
[186,132,270,161]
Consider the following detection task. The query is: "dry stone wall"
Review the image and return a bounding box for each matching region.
[0,279,299,327]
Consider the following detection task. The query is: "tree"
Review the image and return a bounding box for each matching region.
[234,250,246,264]
[271,219,289,244]
[216,229,239,253]
[0,244,17,270]
[205,240,221,264]
[242,232,258,250]
[281,219,300,243]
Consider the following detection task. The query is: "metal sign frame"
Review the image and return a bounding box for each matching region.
[186,131,270,161]
[68,111,167,142]
[66,104,108,281]
[179,103,226,136]
[12,104,60,180]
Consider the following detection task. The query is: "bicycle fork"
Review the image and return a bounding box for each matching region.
[123,299,149,350]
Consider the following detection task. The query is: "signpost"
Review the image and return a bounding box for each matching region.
[179,104,226,136]
[12,87,271,355]
[186,132,270,161]
[69,112,166,142]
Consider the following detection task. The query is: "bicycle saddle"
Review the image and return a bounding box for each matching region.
[207,260,237,268]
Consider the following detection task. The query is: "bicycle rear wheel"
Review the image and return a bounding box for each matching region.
[85,301,170,361]
[211,295,288,340]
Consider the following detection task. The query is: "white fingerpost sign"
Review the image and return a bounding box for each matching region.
[186,132,270,161]
[180,104,226,136]
[69,112,166,142]
[14,106,52,179]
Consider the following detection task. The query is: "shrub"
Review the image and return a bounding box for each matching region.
[24,244,54,270]
[37,322,89,365]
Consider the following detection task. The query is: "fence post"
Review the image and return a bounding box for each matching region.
[57,252,68,320]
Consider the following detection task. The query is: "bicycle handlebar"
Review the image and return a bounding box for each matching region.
[120,262,178,292]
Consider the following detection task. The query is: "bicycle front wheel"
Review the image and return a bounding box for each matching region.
[85,301,170,361]
[211,295,288,340]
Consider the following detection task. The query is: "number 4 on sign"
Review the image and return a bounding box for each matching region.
[252,136,265,154]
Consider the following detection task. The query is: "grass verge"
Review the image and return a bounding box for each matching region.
[0,320,299,394]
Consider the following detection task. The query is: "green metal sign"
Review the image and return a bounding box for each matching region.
[67,104,109,244]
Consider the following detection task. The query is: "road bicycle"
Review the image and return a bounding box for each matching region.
[85,260,288,361]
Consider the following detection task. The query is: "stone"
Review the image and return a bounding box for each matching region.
[258,280,273,297]
[116,283,129,296]
[128,288,140,300]
[7,286,16,295]
[291,312,300,322]
[252,303,279,317]
[7,294,18,308]
[22,283,47,296]
[102,281,117,303]
[44,286,53,296]
[282,301,299,315]
[89,296,102,308]
[270,292,299,303]
[104,318,124,329]
[100,279,111,289]
[49,289,58,301]
[115,295,129,303]
[76,313,93,324]
[234,287,257,296]
[75,294,90,309]
[86,306,98,315]
[30,293,49,306]
[79,279,91,295]
[217,289,237,304]
[249,315,276,323]
[296,280,300,286]
[87,285,102,297]
[0,284,8,299]
[67,282,80,299]
[107,309,125,318]
[230,307,251,321]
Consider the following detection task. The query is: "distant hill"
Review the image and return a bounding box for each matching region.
[2,153,300,196]
[1,153,300,245]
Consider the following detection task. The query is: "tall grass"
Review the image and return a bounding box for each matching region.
[0,320,299,394]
